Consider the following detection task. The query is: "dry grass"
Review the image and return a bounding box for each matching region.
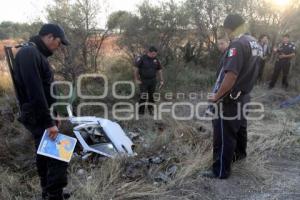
[0,39,20,60]
[0,34,299,198]
[0,61,13,96]
[0,62,299,199]
[64,116,215,200]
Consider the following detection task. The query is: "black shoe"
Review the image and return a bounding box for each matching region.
[63,192,71,199]
[232,153,246,163]
[42,192,48,200]
[199,170,217,179]
[282,85,288,90]
[268,86,273,90]
[43,192,71,200]
[138,110,145,115]
[148,109,154,116]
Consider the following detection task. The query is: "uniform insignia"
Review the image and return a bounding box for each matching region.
[228,48,237,57]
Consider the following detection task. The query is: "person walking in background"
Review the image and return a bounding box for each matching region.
[134,46,164,115]
[269,34,296,89]
[257,34,271,81]
[14,24,70,200]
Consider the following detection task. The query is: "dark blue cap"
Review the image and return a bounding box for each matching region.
[223,14,245,31]
[149,46,158,52]
[39,23,70,45]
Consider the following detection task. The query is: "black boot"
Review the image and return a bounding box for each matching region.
[232,153,246,163]
[42,192,71,200]
[47,188,72,200]
[199,170,217,179]
[42,191,48,200]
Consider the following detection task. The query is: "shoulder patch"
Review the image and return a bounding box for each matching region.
[228,48,237,57]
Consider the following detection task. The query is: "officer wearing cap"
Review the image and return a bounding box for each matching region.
[134,46,164,115]
[269,34,296,89]
[14,24,70,199]
[201,14,262,179]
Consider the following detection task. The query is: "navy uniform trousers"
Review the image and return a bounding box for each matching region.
[212,95,249,179]
[25,125,68,200]
[138,78,157,114]
[269,60,291,89]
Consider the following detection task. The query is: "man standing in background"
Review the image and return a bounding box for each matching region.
[209,37,230,94]
[14,24,70,200]
[269,34,296,89]
[216,37,230,77]
[257,34,271,81]
[134,46,164,115]
[217,37,230,54]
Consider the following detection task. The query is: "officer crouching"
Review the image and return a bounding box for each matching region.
[201,14,262,179]
[134,46,164,115]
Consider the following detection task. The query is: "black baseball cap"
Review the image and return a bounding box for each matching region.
[223,14,245,31]
[149,46,158,52]
[39,24,70,45]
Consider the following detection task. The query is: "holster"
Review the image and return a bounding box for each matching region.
[222,91,243,104]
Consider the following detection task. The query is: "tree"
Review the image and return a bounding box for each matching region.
[0,21,43,40]
[107,11,133,33]
[107,0,189,65]
[46,0,108,80]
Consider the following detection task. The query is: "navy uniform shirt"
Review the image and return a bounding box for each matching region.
[215,34,263,96]
[276,42,296,63]
[14,36,56,128]
[135,55,162,80]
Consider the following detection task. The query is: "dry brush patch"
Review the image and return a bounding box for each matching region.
[0,61,13,96]
[0,88,299,199]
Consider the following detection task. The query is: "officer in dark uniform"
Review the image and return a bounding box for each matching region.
[14,24,70,200]
[269,34,296,89]
[134,46,164,115]
[202,14,262,179]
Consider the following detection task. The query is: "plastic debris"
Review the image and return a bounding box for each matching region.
[154,165,178,183]
[280,95,300,108]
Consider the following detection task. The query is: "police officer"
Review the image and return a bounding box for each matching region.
[134,46,164,115]
[269,34,296,89]
[202,14,262,179]
[14,24,70,199]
